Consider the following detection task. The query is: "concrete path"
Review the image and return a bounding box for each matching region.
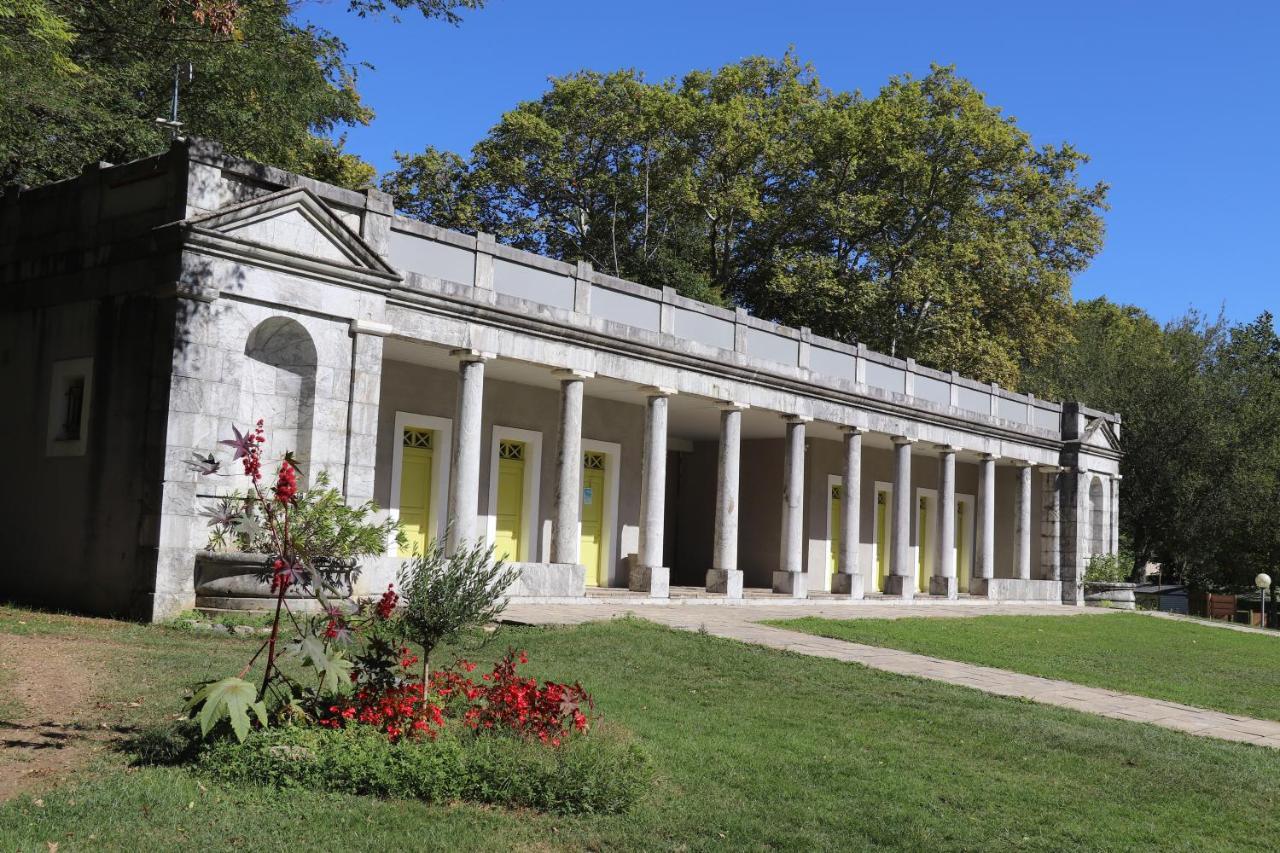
[502,601,1280,750]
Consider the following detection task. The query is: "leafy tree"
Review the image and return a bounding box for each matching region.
[383,56,1108,385]
[1025,300,1280,591]
[0,0,483,188]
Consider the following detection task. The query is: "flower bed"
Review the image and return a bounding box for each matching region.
[152,418,650,815]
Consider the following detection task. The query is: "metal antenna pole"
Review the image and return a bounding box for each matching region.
[156,62,193,140]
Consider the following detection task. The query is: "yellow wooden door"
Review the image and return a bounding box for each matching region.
[494,440,526,562]
[828,484,842,576]
[397,428,434,557]
[917,496,930,592]
[580,451,606,585]
[875,490,890,591]
[956,502,970,593]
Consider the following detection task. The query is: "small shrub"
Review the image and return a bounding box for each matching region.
[198,722,650,814]
[1085,553,1130,583]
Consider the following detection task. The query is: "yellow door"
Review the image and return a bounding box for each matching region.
[956,502,970,593]
[875,490,890,591]
[828,484,842,576]
[397,428,434,557]
[494,440,525,562]
[917,496,930,592]
[581,451,607,585]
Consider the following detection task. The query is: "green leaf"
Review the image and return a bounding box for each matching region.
[287,633,353,694]
[185,677,261,742]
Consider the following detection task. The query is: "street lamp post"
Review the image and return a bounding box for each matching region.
[1256,573,1271,629]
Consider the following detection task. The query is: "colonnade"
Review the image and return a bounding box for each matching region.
[441,351,1118,600]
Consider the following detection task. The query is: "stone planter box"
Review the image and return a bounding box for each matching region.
[1084,581,1137,610]
[195,551,356,611]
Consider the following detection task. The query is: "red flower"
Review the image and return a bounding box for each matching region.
[376,584,398,619]
[274,459,299,504]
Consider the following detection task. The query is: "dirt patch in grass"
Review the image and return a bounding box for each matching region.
[0,632,118,801]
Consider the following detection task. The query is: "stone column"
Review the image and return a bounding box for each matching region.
[1110,476,1121,556]
[446,350,488,555]
[772,414,811,598]
[707,402,747,597]
[884,436,916,598]
[630,387,674,597]
[550,369,592,564]
[976,453,998,591]
[1040,466,1062,581]
[930,445,959,598]
[832,426,866,598]
[344,320,390,507]
[1014,461,1033,581]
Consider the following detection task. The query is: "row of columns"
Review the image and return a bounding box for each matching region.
[442,350,1076,600]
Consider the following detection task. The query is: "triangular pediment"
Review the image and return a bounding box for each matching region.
[1082,417,1121,451]
[185,187,396,275]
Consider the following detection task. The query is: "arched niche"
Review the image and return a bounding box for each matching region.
[1088,476,1106,558]
[244,317,317,484]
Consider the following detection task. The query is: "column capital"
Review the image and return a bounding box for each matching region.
[552,367,595,380]
[1012,459,1035,468]
[978,452,1001,461]
[891,435,917,446]
[450,348,494,363]
[841,425,869,435]
[932,443,961,454]
[718,400,750,412]
[349,319,392,337]
[782,413,813,424]
[1037,464,1064,474]
[639,384,677,398]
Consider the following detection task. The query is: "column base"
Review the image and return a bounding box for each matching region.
[929,576,958,599]
[506,562,586,597]
[830,573,864,599]
[628,565,670,598]
[772,571,808,598]
[882,575,915,599]
[705,569,744,598]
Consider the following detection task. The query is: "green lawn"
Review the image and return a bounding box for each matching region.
[2,606,1280,850]
[772,612,1280,722]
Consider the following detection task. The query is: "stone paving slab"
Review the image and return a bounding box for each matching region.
[501,601,1280,750]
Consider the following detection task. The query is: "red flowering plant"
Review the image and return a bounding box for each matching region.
[187,419,401,742]
[318,649,593,745]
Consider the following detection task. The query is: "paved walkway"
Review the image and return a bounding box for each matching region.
[502,601,1280,750]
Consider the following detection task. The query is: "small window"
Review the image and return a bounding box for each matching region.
[46,357,94,457]
[403,427,433,449]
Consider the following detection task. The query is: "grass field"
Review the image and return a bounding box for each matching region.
[2,606,1279,850]
[772,612,1280,722]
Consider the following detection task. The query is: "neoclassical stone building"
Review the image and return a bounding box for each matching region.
[0,140,1123,620]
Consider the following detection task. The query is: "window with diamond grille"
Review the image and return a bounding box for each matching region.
[583,451,606,470]
[831,484,842,501]
[403,428,433,449]
[499,440,525,461]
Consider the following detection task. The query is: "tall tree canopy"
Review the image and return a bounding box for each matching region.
[0,0,482,189]
[1025,300,1280,590]
[382,55,1109,384]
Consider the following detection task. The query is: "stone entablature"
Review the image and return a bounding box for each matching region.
[385,215,1102,444]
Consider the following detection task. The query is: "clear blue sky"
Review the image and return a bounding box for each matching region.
[302,0,1278,325]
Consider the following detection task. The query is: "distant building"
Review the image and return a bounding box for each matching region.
[1,140,1123,620]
